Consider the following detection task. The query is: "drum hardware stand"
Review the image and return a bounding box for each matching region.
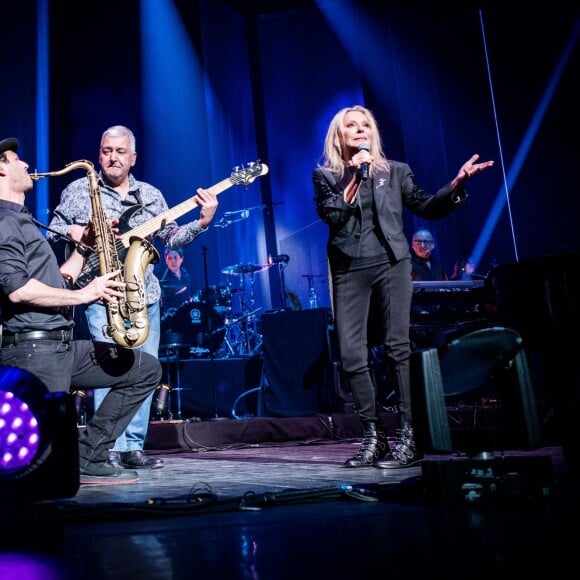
[210,307,262,357]
[201,244,211,298]
[270,254,290,309]
[220,261,272,355]
[158,344,185,420]
[239,306,263,356]
[201,242,220,418]
[199,243,218,351]
[243,273,266,354]
[151,383,172,421]
[220,331,238,358]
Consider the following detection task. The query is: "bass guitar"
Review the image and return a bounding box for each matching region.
[75,161,269,288]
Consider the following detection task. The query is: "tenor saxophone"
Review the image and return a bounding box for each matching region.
[31,160,159,349]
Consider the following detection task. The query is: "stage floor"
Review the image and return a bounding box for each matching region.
[3,442,576,580]
[3,413,577,580]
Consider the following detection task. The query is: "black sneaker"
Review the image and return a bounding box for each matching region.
[79,460,139,485]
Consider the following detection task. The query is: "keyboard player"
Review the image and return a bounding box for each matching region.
[409,230,492,348]
[410,229,448,283]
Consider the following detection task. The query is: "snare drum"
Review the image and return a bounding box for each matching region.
[200,285,231,313]
[170,301,226,355]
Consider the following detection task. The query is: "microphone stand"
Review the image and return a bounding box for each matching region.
[214,204,266,229]
[201,245,220,420]
[270,255,290,310]
[201,245,210,294]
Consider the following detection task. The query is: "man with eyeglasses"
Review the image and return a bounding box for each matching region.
[410,228,451,350]
[411,229,448,281]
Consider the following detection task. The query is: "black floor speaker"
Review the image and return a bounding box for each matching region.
[411,348,453,453]
[259,308,336,417]
[411,327,543,456]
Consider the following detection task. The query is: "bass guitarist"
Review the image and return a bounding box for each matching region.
[47,125,218,470]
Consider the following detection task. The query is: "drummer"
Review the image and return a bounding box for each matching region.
[159,248,197,313]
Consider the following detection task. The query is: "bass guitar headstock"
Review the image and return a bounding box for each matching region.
[231,161,269,187]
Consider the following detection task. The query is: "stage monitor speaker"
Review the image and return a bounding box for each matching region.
[411,348,453,453]
[260,308,335,417]
[411,327,542,457]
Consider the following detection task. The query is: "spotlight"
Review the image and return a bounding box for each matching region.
[0,366,79,502]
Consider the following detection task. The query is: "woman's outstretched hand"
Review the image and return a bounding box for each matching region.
[450,154,494,190]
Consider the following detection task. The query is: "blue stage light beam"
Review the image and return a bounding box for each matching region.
[34,0,50,226]
[469,12,579,269]
[139,0,209,194]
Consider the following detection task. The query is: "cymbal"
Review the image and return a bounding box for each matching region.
[221,263,272,276]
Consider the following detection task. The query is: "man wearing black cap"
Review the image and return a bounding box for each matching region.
[0,137,163,485]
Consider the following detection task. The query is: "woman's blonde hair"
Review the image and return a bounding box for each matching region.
[318,105,390,177]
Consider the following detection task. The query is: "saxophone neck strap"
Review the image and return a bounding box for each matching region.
[31,217,94,257]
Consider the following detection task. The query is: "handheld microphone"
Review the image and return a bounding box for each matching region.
[358,142,370,180]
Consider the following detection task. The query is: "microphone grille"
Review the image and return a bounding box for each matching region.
[358,142,370,152]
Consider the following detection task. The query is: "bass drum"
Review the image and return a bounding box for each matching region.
[171,302,226,355]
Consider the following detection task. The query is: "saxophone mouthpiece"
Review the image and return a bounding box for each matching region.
[30,170,45,181]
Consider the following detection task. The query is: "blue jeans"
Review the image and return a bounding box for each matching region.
[86,301,161,452]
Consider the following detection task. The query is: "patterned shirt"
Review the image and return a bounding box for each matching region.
[47,172,207,304]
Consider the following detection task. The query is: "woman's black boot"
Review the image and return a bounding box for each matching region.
[344,421,387,468]
[391,421,423,466]
[372,419,404,468]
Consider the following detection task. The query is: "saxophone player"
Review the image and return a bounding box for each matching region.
[0,136,163,485]
[47,125,218,470]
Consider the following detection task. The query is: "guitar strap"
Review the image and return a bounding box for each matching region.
[122,188,147,209]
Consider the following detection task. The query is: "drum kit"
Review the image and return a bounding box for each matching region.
[159,261,272,360]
